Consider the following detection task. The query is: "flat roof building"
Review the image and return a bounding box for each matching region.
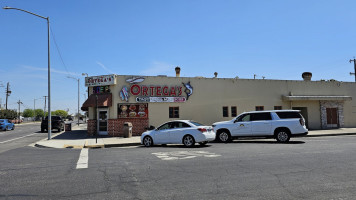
[82,71,355,137]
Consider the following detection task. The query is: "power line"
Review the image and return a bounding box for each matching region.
[50,26,71,75]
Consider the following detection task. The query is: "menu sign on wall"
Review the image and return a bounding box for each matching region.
[118,103,148,118]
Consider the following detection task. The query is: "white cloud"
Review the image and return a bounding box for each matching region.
[22,65,80,76]
[96,62,115,74]
[140,61,175,76]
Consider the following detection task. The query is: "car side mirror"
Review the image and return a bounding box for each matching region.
[146,125,155,131]
[234,119,238,123]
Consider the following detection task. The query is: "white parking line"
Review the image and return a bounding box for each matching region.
[76,148,88,169]
[0,133,38,144]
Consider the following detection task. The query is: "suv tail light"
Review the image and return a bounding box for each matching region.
[299,118,305,126]
[198,128,207,133]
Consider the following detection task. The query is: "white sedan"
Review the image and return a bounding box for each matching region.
[141,120,216,147]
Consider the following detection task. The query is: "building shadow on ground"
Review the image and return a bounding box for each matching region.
[231,140,305,144]
[51,130,89,140]
[138,144,212,148]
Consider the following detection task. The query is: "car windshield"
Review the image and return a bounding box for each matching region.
[189,121,204,126]
[45,116,61,120]
[0,120,4,122]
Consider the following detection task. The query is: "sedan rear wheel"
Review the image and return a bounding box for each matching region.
[143,136,153,147]
[183,135,195,147]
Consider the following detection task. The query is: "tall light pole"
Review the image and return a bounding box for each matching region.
[67,76,80,126]
[3,6,52,140]
[82,73,89,98]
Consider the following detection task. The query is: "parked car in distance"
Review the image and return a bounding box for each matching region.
[141,120,216,147]
[41,116,65,133]
[0,119,15,131]
[212,110,308,143]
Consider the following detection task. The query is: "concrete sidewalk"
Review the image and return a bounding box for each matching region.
[34,125,356,149]
[35,124,142,149]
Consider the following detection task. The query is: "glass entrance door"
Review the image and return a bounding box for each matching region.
[98,109,108,135]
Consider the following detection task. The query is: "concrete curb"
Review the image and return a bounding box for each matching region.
[305,133,356,137]
[103,142,142,148]
[34,143,52,148]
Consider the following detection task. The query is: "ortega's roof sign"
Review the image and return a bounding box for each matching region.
[85,74,116,87]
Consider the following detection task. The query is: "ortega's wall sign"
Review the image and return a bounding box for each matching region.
[130,84,183,97]
[121,82,193,103]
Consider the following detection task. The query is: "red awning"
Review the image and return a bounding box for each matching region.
[81,93,112,111]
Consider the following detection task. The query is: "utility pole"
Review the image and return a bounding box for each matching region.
[6,82,11,110]
[34,98,40,121]
[349,58,356,82]
[17,100,23,119]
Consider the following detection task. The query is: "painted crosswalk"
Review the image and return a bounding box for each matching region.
[152,151,221,161]
[76,148,89,169]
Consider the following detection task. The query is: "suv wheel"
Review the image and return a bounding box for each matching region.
[275,129,290,143]
[218,131,231,143]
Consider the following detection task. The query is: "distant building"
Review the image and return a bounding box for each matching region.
[82,70,355,136]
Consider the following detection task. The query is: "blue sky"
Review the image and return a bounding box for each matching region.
[1,0,356,114]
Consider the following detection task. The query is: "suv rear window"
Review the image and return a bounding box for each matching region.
[276,112,302,119]
[251,113,272,121]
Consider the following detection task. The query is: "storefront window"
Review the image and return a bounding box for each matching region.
[255,106,264,111]
[231,106,237,117]
[274,106,282,110]
[223,106,229,117]
[169,107,179,118]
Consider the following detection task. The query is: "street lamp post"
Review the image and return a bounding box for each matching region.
[67,76,80,126]
[3,6,52,140]
[82,73,89,98]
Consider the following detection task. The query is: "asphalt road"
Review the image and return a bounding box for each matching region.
[0,122,46,154]
[0,126,355,200]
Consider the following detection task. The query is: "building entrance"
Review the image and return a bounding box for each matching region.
[97,108,108,135]
[326,108,338,128]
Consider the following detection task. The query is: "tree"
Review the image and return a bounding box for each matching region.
[53,110,68,118]
[34,109,44,119]
[23,109,34,118]
[0,109,17,119]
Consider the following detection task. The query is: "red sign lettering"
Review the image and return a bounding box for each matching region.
[163,86,169,96]
[130,84,141,95]
[156,86,162,96]
[170,87,176,96]
[142,86,148,96]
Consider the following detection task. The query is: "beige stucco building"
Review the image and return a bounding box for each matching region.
[82,71,355,136]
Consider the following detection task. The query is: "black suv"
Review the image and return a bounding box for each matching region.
[41,116,65,133]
